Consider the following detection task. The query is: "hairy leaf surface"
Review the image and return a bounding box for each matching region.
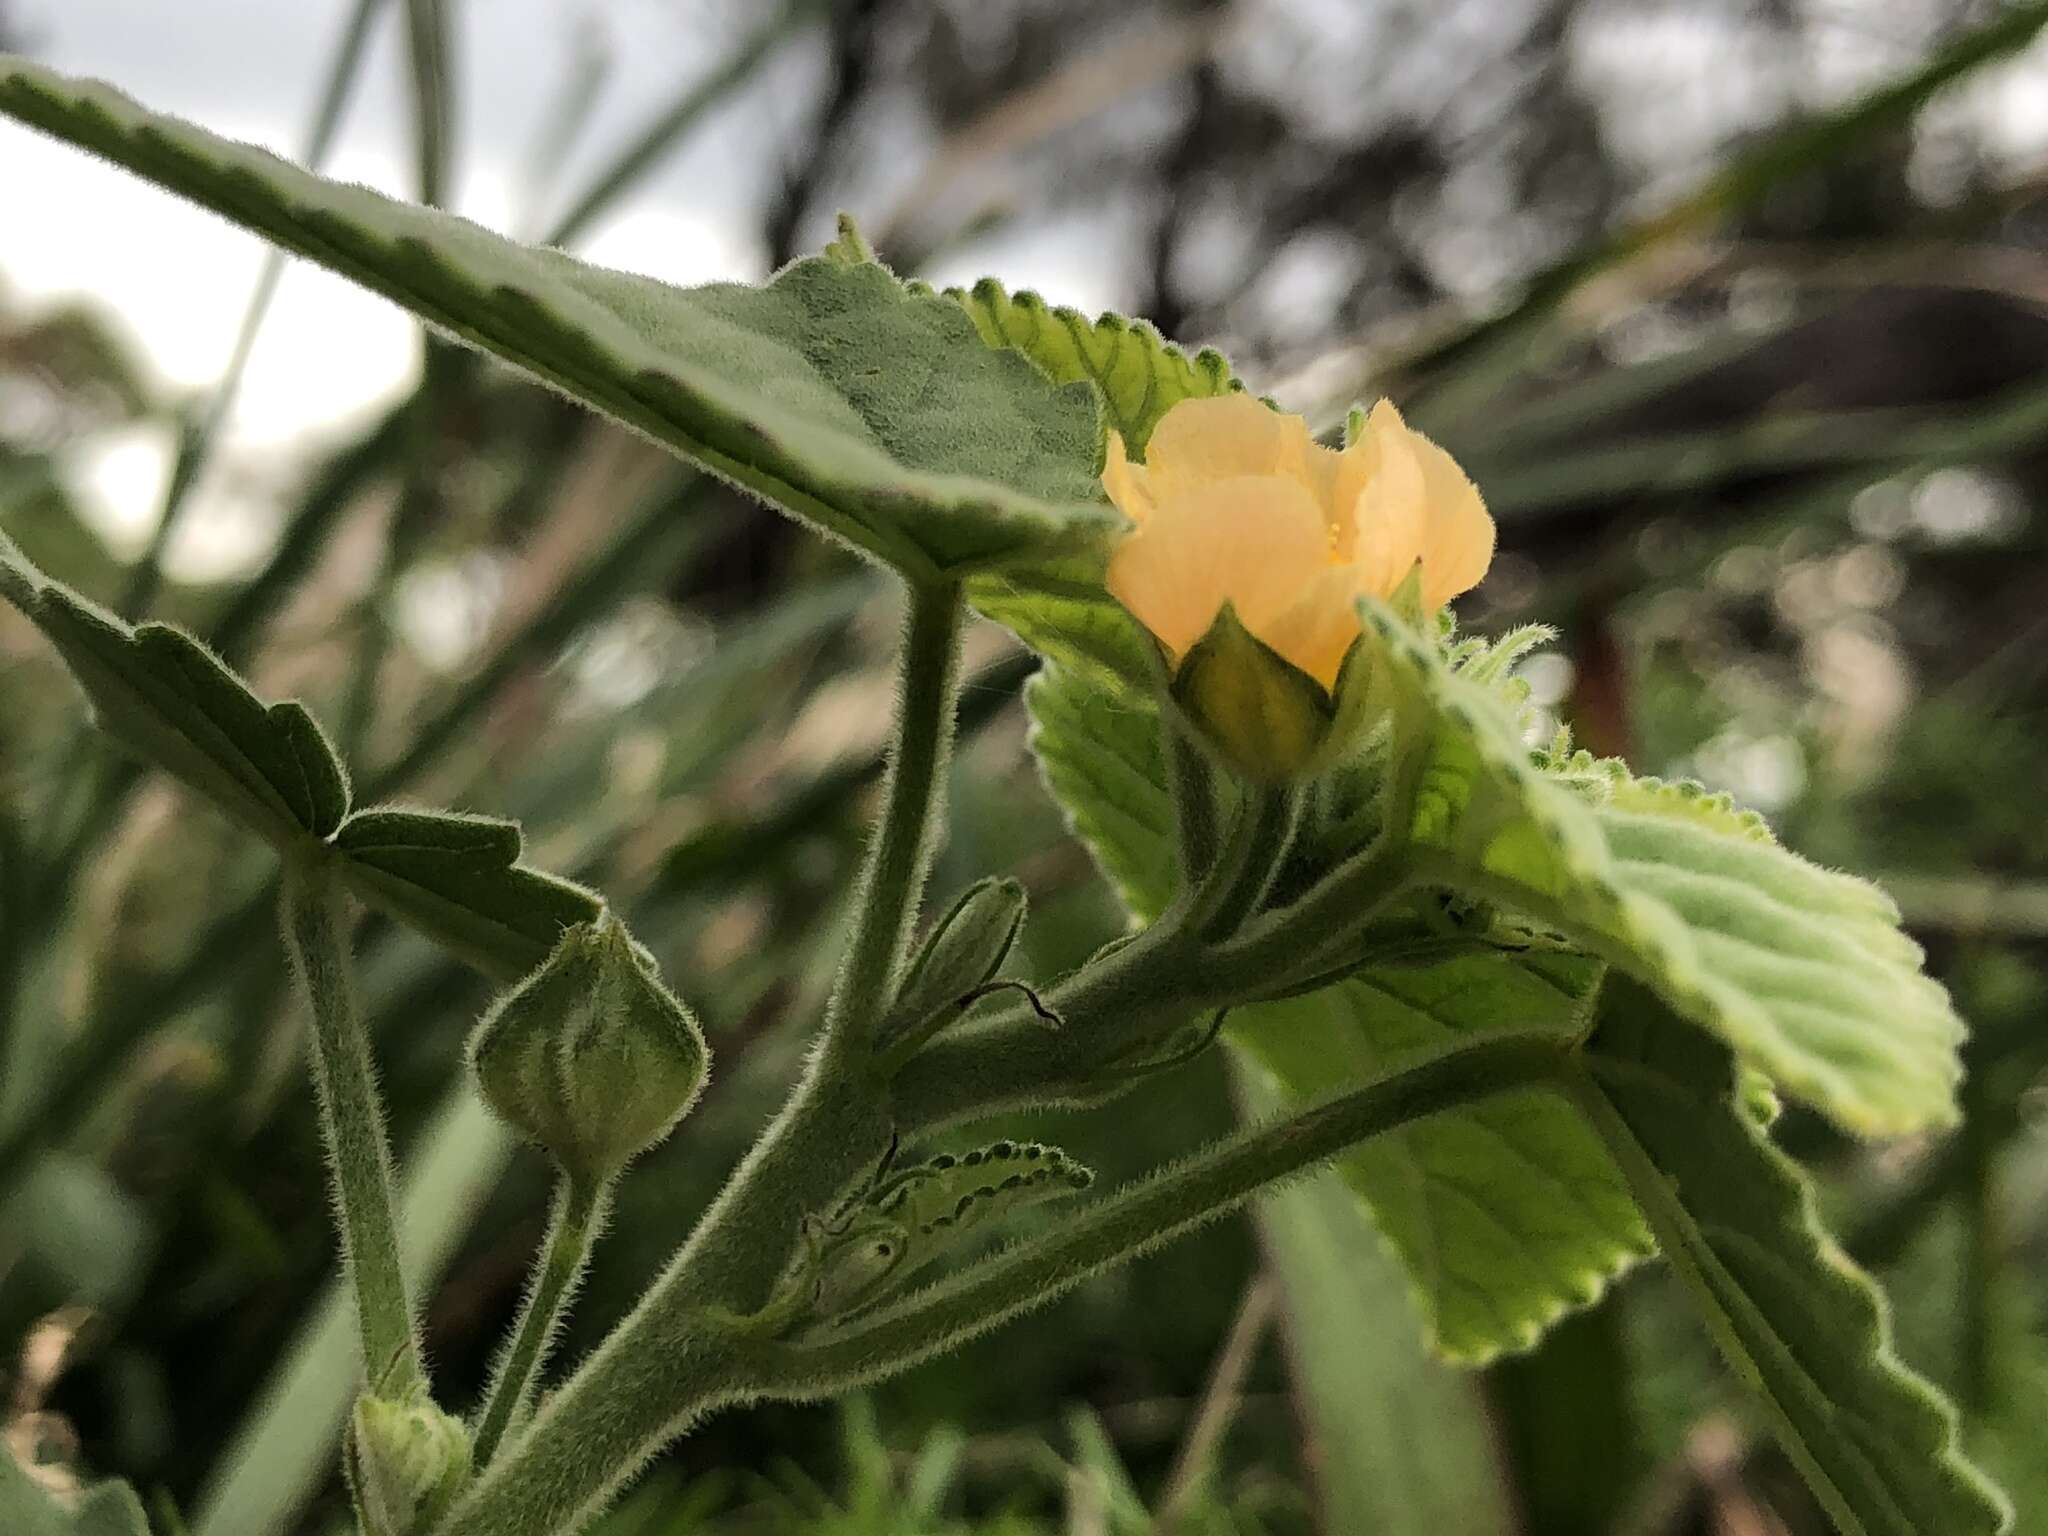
[333,808,602,982]
[1358,601,1965,1135]
[1,535,596,980]
[1577,984,2011,1536]
[939,277,1242,454]
[0,60,1110,582]
[0,535,348,846]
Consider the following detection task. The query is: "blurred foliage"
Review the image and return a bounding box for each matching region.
[4,0,2048,1532]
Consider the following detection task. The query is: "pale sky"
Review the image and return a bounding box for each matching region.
[0,0,1128,580]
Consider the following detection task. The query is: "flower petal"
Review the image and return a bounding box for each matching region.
[1106,475,1332,665]
[1101,430,1155,523]
[1338,399,1429,598]
[1256,565,1364,688]
[1145,394,1318,504]
[1409,429,1495,607]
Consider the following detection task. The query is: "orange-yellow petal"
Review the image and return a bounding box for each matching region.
[1143,394,1318,505]
[1254,565,1364,688]
[1101,430,1155,523]
[1339,400,1429,597]
[1106,475,1332,665]
[1409,429,1495,608]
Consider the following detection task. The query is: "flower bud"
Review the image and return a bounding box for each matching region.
[349,1393,471,1536]
[889,877,1026,1027]
[468,914,708,1182]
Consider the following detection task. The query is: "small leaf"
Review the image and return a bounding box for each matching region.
[0,61,1110,582]
[787,1141,1094,1328]
[0,548,348,847]
[939,276,1242,455]
[334,808,602,982]
[0,1448,151,1536]
[1577,983,2011,1536]
[1357,601,1967,1136]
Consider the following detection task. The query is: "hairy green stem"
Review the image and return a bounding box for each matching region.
[280,859,422,1397]
[442,1026,1565,1536]
[1165,720,1221,885]
[435,1063,884,1536]
[743,1030,1570,1396]
[1190,786,1298,940]
[472,1177,611,1466]
[823,579,964,1048]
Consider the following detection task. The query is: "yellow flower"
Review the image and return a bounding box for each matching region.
[1104,394,1494,689]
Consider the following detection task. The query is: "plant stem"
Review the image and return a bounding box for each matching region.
[1189,786,1296,939]
[823,579,964,1048]
[441,1030,1566,1536]
[280,858,422,1397]
[435,1062,885,1536]
[472,1177,611,1466]
[1165,720,1220,885]
[743,1030,1570,1397]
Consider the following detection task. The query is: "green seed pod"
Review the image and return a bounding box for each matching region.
[348,1392,471,1536]
[468,914,708,1182]
[890,877,1027,1025]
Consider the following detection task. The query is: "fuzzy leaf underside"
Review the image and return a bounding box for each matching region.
[1357,602,1965,1136]
[1,535,595,981]
[1238,958,1653,1361]
[1579,984,2011,1536]
[1026,663,1648,1358]
[1,533,348,846]
[332,809,602,982]
[0,59,1112,582]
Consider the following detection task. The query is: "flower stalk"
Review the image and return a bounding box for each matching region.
[280,857,422,1398]
[471,1176,612,1466]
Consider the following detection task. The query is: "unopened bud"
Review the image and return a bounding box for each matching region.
[889,878,1026,1027]
[349,1393,470,1536]
[469,914,708,1182]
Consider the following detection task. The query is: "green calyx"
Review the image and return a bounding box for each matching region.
[1169,605,1338,784]
[468,914,709,1182]
[348,1391,472,1536]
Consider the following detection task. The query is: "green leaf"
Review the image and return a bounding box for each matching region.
[1575,983,2012,1536]
[333,808,603,983]
[1357,601,1968,1136]
[1242,1067,1518,1534]
[0,59,1111,582]
[0,541,348,847]
[1027,663,1648,1359]
[939,276,1242,455]
[0,1450,150,1536]
[1237,957,1651,1362]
